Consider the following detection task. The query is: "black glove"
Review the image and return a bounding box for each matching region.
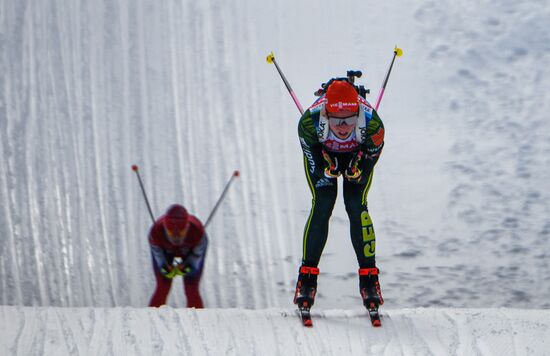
[344,151,364,182]
[322,149,340,178]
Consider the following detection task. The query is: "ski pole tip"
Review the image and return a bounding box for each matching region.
[233,170,240,177]
[266,52,275,64]
[394,46,403,57]
[131,164,139,171]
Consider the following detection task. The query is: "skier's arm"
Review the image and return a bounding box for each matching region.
[360,110,384,173]
[298,110,326,178]
[184,234,208,278]
[149,233,169,270]
[363,110,384,159]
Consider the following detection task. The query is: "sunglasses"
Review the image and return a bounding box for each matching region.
[329,114,358,126]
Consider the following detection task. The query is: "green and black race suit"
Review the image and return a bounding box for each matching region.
[298,97,384,268]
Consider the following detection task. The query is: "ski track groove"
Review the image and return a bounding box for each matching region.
[227,2,248,309]
[498,308,520,356]
[89,0,117,307]
[229,3,255,309]
[246,15,283,309]
[47,1,67,306]
[159,309,186,355]
[246,3,268,309]
[0,15,22,302]
[67,1,83,307]
[379,313,403,356]
[189,309,213,356]
[4,307,25,355]
[0,56,8,302]
[208,0,257,307]
[60,309,90,355]
[269,2,301,287]
[167,0,187,226]
[121,309,142,356]
[469,313,484,356]
[6,1,22,302]
[49,309,73,354]
[28,0,49,307]
[398,312,434,356]
[179,1,196,211]
[29,307,47,355]
[221,4,249,306]
[266,312,286,356]
[174,310,195,355]
[118,1,140,305]
[203,0,239,308]
[456,312,479,356]
[442,310,460,356]
[197,1,231,308]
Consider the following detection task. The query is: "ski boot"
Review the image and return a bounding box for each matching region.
[359,267,384,326]
[294,266,319,308]
[293,266,319,326]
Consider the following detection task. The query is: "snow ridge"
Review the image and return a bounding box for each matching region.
[2,306,550,356]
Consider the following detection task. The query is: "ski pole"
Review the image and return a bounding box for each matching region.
[266,52,304,115]
[374,46,403,111]
[131,164,156,224]
[204,170,240,228]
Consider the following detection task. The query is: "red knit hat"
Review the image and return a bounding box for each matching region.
[325,81,359,115]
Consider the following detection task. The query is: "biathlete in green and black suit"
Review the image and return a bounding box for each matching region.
[293,80,385,310]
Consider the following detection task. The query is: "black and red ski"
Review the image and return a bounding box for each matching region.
[297,308,313,327]
[366,302,381,327]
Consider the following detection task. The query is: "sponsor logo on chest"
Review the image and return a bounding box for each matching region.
[323,139,359,152]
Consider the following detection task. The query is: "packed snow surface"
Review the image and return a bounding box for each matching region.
[2,306,550,356]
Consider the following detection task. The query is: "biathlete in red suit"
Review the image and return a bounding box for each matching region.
[148,204,208,308]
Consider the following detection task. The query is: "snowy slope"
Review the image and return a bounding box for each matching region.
[2,306,550,356]
[0,0,430,309]
[2,0,550,354]
[1,0,550,318]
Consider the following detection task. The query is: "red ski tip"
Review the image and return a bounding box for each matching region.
[233,170,240,177]
[131,165,139,171]
[372,320,381,327]
[303,319,313,327]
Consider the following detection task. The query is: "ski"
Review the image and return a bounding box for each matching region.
[297,308,313,327]
[366,302,381,327]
